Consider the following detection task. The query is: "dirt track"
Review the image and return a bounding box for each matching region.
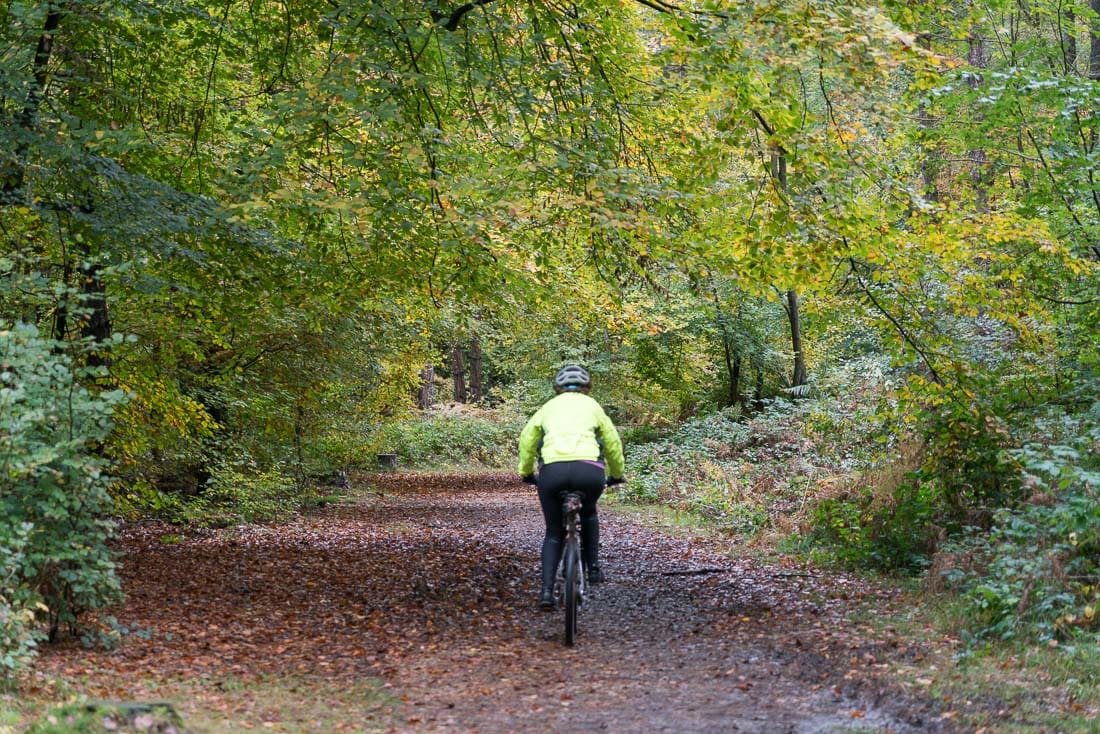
[359,475,946,733]
[35,473,954,733]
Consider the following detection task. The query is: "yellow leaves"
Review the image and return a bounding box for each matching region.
[894,210,1061,268]
[836,127,860,144]
[927,54,963,71]
[108,371,219,476]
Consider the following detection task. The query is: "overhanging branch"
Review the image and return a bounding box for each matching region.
[433,0,699,31]
[432,0,495,31]
[847,257,944,386]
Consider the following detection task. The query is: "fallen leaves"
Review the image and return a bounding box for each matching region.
[25,472,956,732]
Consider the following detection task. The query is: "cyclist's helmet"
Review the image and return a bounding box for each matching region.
[554,364,591,392]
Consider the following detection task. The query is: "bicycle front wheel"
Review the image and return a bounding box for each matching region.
[562,538,582,646]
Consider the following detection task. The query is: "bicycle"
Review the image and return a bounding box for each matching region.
[555,491,586,647]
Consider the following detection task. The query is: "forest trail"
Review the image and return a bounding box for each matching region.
[33,474,955,733]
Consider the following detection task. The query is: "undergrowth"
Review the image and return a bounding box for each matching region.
[616,357,894,540]
[372,403,523,470]
[855,586,1099,732]
[615,358,1100,651]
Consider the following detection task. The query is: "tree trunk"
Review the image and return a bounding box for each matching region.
[1062,7,1078,76]
[294,402,305,481]
[752,366,764,412]
[77,234,112,369]
[968,22,991,213]
[468,337,483,402]
[917,32,940,204]
[716,307,741,406]
[450,343,467,403]
[1087,1,1100,260]
[52,260,73,342]
[724,346,741,407]
[79,260,112,368]
[786,289,807,388]
[418,364,435,410]
[771,150,808,388]
[1091,0,1100,81]
[1,6,63,203]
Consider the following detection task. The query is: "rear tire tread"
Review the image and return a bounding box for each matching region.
[563,540,581,646]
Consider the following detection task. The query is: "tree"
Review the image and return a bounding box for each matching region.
[0,325,126,650]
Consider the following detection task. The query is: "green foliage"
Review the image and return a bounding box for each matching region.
[0,324,125,668]
[180,462,303,527]
[891,372,1025,528]
[111,479,186,522]
[618,361,896,538]
[801,374,1028,573]
[0,522,40,682]
[619,407,749,505]
[377,407,524,470]
[806,477,938,573]
[22,706,103,734]
[23,701,183,734]
[939,406,1100,644]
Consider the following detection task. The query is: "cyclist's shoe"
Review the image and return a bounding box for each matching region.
[539,588,555,610]
[587,565,605,584]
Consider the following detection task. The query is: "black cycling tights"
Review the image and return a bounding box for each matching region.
[536,461,605,592]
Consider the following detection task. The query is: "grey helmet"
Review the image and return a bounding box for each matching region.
[554,364,591,391]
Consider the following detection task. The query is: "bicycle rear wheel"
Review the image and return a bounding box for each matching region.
[562,538,582,646]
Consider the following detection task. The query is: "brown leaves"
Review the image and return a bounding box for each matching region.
[37,473,534,686]
[28,472,949,732]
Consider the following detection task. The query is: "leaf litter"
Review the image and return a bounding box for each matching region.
[30,473,962,733]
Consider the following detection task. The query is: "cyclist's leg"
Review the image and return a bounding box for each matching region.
[571,465,607,581]
[536,464,569,604]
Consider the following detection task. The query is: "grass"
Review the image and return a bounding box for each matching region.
[603,491,730,539]
[3,675,396,733]
[847,586,1100,733]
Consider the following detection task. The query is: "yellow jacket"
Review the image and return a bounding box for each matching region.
[517,392,625,478]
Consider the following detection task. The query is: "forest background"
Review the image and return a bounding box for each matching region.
[1,0,1098,705]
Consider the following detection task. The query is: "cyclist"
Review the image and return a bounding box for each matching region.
[518,365,625,610]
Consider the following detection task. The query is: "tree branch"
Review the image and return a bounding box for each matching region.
[1024,287,1099,305]
[632,0,684,14]
[433,0,495,32]
[847,257,944,386]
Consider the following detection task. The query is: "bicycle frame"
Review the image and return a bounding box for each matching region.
[559,491,585,646]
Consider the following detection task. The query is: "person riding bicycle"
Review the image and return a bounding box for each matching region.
[518,364,625,610]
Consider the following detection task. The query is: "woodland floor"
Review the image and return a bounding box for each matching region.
[17,473,1076,733]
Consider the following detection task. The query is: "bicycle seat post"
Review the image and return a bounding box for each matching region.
[562,492,583,518]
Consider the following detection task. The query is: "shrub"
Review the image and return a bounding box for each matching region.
[918,401,1100,645]
[0,324,126,669]
[617,403,824,537]
[806,475,938,573]
[375,406,523,469]
[0,522,40,681]
[182,461,302,526]
[957,489,1098,643]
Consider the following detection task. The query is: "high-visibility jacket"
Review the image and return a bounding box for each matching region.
[517,391,625,479]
